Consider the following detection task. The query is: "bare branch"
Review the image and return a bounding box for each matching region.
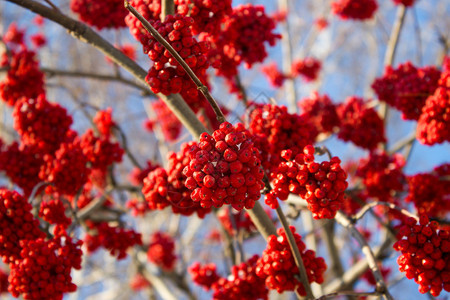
[353,201,419,222]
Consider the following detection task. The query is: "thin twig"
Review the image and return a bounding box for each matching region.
[388,131,416,154]
[113,124,143,169]
[353,201,419,222]
[124,1,226,124]
[316,290,381,300]
[276,206,315,300]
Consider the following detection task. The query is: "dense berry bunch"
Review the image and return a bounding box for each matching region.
[417,70,450,145]
[0,143,44,197]
[392,0,416,6]
[144,14,210,108]
[0,49,45,106]
[39,197,72,228]
[298,92,340,133]
[372,62,441,120]
[355,151,405,201]
[183,122,264,210]
[261,63,287,87]
[331,0,378,20]
[267,145,348,218]
[93,108,116,138]
[0,189,44,264]
[405,173,449,218]
[336,96,386,150]
[147,232,176,271]
[142,167,171,210]
[255,226,327,295]
[129,160,159,185]
[211,255,268,300]
[291,57,321,82]
[8,234,83,299]
[125,0,162,44]
[217,4,281,69]
[70,0,127,29]
[13,94,73,153]
[176,0,232,35]
[393,215,450,296]
[248,104,317,172]
[189,262,220,290]
[151,99,182,141]
[39,141,89,196]
[85,223,142,260]
[79,129,124,172]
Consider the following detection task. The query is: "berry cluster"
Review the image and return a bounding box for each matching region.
[255,226,327,296]
[125,0,162,45]
[85,222,142,260]
[248,104,317,172]
[0,49,45,106]
[142,142,211,217]
[405,172,449,218]
[93,108,116,138]
[267,145,348,219]
[417,70,450,145]
[144,14,210,108]
[39,141,89,196]
[372,62,441,120]
[70,0,127,30]
[0,189,44,264]
[393,215,450,296]
[13,95,73,154]
[151,99,183,141]
[79,129,124,172]
[129,160,160,185]
[298,92,340,134]
[39,197,72,228]
[175,0,232,36]
[30,33,47,49]
[147,232,176,271]
[261,63,287,88]
[188,262,220,290]
[212,255,268,300]
[336,96,386,150]
[3,23,25,47]
[331,0,378,20]
[8,233,83,299]
[355,151,406,201]
[392,0,416,6]
[291,57,321,82]
[183,122,264,210]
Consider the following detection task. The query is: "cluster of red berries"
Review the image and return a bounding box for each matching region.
[183,122,264,210]
[142,142,211,217]
[175,0,232,36]
[405,172,449,218]
[3,23,25,47]
[336,96,386,150]
[13,94,73,154]
[248,104,317,172]
[125,0,162,45]
[393,215,450,296]
[0,143,44,197]
[147,232,176,271]
[392,0,416,6]
[79,129,124,172]
[188,262,220,290]
[85,222,142,260]
[39,141,89,196]
[129,160,160,185]
[292,57,322,82]
[298,92,340,133]
[39,197,72,228]
[355,151,405,201]
[417,69,450,145]
[70,0,127,29]
[151,99,183,141]
[144,15,210,107]
[331,0,378,20]
[267,145,348,219]
[30,33,46,49]
[372,62,441,120]
[255,226,327,296]
[0,189,44,264]
[93,108,116,138]
[0,49,45,106]
[211,255,268,300]
[218,4,281,69]
[261,63,287,87]
[8,232,83,299]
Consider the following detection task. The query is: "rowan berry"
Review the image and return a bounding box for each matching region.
[70,0,127,29]
[331,0,378,20]
[147,232,176,271]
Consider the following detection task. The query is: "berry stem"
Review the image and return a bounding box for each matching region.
[352,201,419,222]
[275,206,315,300]
[124,0,227,125]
